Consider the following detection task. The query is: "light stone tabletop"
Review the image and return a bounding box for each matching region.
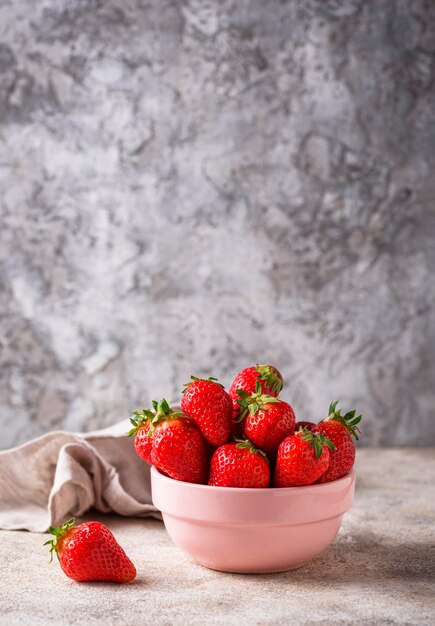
[0,449,434,626]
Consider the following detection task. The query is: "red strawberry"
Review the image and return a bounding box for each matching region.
[128,408,155,463]
[313,401,362,483]
[181,376,232,446]
[274,429,336,487]
[208,440,270,488]
[44,518,136,583]
[130,399,208,484]
[229,364,283,428]
[237,382,296,459]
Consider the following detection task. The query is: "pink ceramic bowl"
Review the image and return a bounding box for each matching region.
[151,466,355,573]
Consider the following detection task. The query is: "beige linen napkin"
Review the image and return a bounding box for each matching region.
[0,420,160,532]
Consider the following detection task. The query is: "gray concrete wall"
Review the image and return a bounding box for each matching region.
[0,0,434,448]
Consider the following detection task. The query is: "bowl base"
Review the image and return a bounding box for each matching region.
[190,556,318,575]
[162,513,343,575]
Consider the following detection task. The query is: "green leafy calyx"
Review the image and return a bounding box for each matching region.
[323,400,362,440]
[236,380,279,421]
[182,375,224,393]
[43,518,76,563]
[296,427,336,459]
[128,399,186,437]
[255,364,283,395]
[234,437,269,462]
[127,408,155,437]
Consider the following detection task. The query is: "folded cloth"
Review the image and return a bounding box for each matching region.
[0,420,160,532]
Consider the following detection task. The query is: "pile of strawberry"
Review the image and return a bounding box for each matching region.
[129,364,362,488]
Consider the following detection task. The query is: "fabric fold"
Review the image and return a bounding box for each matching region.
[0,421,160,532]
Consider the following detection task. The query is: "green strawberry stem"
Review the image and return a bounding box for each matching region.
[128,399,187,437]
[236,380,280,420]
[255,364,283,394]
[234,437,269,462]
[127,409,155,437]
[182,375,224,393]
[43,518,76,563]
[324,400,362,440]
[296,427,336,459]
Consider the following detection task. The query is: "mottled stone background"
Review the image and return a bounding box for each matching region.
[0,0,434,449]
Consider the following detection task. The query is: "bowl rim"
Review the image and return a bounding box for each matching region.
[151,465,355,493]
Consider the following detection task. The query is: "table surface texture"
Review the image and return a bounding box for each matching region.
[0,448,434,626]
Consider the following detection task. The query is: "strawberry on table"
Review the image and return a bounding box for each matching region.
[44,518,136,583]
[313,401,362,483]
[274,429,336,487]
[237,381,296,459]
[181,376,232,446]
[208,439,270,488]
[130,399,208,484]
